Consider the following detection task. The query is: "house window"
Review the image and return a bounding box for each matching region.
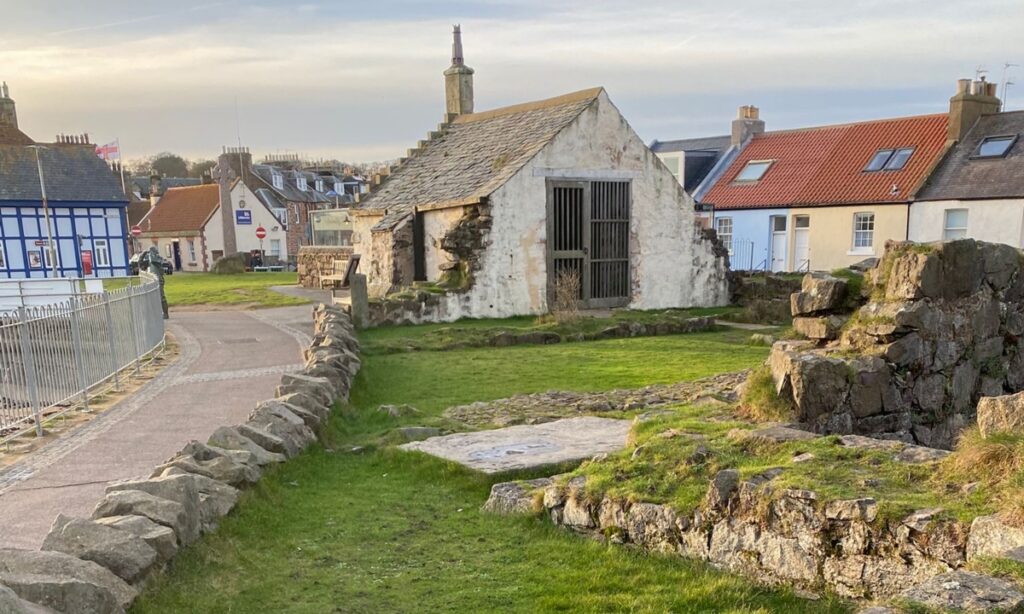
[94,239,110,267]
[334,182,343,194]
[975,135,1017,158]
[715,217,733,253]
[296,176,307,191]
[864,148,914,172]
[943,209,968,240]
[315,180,324,192]
[853,212,875,249]
[187,239,197,262]
[662,156,681,178]
[734,160,773,182]
[272,172,284,190]
[166,243,173,259]
[270,239,281,257]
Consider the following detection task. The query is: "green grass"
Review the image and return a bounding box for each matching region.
[360,307,740,354]
[132,328,854,613]
[162,272,308,308]
[738,365,794,422]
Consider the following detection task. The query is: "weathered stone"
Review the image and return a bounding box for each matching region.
[0,584,55,613]
[41,515,158,584]
[376,404,419,418]
[791,273,847,316]
[967,515,1024,561]
[743,424,816,443]
[91,490,189,547]
[901,571,1024,612]
[105,474,201,546]
[155,450,260,488]
[823,554,944,599]
[94,516,177,563]
[895,444,950,464]
[847,356,890,419]
[977,391,1024,438]
[706,469,739,511]
[481,478,550,515]
[885,248,941,301]
[207,426,286,466]
[277,391,331,423]
[156,468,239,533]
[275,373,335,407]
[789,354,850,422]
[768,341,814,396]
[562,496,594,529]
[792,316,844,340]
[825,498,878,522]
[395,426,441,442]
[625,503,681,553]
[246,401,317,456]
[0,549,136,614]
[839,434,902,451]
[232,424,294,459]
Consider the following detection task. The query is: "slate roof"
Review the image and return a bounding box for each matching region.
[917,110,1024,201]
[704,114,949,210]
[126,200,152,227]
[650,135,733,193]
[0,143,127,202]
[0,124,33,146]
[650,135,730,154]
[356,87,604,230]
[249,165,330,204]
[141,184,220,233]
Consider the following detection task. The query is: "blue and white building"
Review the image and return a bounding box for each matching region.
[0,83,129,279]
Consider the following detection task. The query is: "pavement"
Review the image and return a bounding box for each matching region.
[0,304,315,550]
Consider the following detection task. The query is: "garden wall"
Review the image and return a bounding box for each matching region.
[296,246,353,288]
[0,304,361,614]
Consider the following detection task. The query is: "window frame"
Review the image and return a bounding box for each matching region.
[864,147,915,172]
[715,216,733,254]
[733,160,774,183]
[187,239,197,263]
[270,239,282,257]
[0,243,6,269]
[271,171,284,190]
[94,239,110,267]
[297,176,308,191]
[851,212,875,251]
[972,134,1018,159]
[943,208,969,240]
[884,147,914,170]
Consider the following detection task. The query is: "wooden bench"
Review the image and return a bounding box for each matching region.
[319,259,348,289]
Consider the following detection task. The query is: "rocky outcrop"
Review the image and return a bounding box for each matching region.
[976,391,1024,438]
[790,272,847,316]
[10,304,363,614]
[900,571,1024,611]
[767,240,1024,448]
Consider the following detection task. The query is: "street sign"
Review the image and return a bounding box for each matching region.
[235,210,253,225]
[131,225,142,237]
[33,239,48,246]
[255,226,267,240]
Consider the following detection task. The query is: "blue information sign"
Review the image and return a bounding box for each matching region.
[235,210,252,225]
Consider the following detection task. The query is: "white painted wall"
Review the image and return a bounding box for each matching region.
[421,90,729,320]
[205,182,289,264]
[909,199,1024,248]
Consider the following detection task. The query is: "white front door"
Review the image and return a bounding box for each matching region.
[794,216,810,271]
[770,216,787,272]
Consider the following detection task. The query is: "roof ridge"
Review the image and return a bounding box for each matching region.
[453,87,603,124]
[759,112,947,138]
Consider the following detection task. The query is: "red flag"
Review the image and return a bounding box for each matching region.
[95,141,119,161]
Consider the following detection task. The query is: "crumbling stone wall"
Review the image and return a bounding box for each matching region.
[437,205,492,289]
[296,246,353,288]
[771,239,1024,448]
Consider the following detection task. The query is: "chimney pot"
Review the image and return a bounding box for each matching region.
[948,76,1002,141]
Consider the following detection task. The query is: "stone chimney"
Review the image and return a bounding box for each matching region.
[443,25,474,120]
[149,174,162,207]
[947,77,1001,141]
[731,105,765,147]
[0,82,18,129]
[214,146,251,256]
[222,146,253,182]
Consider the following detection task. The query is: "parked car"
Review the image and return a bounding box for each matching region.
[129,252,173,275]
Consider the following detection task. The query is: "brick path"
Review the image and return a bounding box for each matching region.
[0,305,312,549]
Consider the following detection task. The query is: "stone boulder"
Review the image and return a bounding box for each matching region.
[156,468,239,534]
[91,490,189,547]
[207,426,287,466]
[0,549,136,614]
[791,273,847,316]
[276,391,331,424]
[482,478,552,515]
[104,475,202,546]
[900,571,1024,611]
[976,391,1024,438]
[967,515,1024,561]
[792,315,845,341]
[275,373,335,408]
[0,584,55,613]
[94,515,178,563]
[41,515,158,584]
[153,449,260,488]
[789,354,851,424]
[245,402,316,457]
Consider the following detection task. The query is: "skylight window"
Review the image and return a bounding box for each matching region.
[975,135,1017,158]
[734,160,773,182]
[864,148,914,172]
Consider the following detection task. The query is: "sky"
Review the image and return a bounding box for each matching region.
[1,0,1021,165]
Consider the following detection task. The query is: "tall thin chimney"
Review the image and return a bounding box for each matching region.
[0,82,18,129]
[731,105,765,147]
[443,25,474,120]
[947,76,1001,141]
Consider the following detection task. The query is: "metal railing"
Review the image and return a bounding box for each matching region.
[0,273,166,444]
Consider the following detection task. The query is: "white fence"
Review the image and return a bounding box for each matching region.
[0,274,166,444]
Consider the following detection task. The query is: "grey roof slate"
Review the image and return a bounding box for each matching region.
[356,87,603,230]
[249,164,330,204]
[918,110,1024,201]
[649,135,730,154]
[649,134,732,192]
[0,143,127,202]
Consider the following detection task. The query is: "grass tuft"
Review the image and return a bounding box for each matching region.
[738,366,794,422]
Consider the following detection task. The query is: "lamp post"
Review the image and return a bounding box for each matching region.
[28,145,58,278]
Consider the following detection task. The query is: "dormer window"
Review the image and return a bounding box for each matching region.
[271,171,283,190]
[297,176,307,191]
[864,147,914,172]
[315,179,324,192]
[734,160,773,182]
[334,182,343,194]
[974,135,1017,158]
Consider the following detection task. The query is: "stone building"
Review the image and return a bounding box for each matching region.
[350,27,729,319]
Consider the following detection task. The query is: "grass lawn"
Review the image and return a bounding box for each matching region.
[162,272,309,308]
[132,328,851,613]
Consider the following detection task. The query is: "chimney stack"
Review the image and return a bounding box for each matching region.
[731,105,765,147]
[0,82,16,129]
[947,76,1001,141]
[443,25,474,120]
[150,174,162,207]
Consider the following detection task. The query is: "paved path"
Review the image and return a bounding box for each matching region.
[0,305,314,550]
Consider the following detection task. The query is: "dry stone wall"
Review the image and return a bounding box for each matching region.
[771,239,1024,448]
[296,246,354,288]
[0,303,361,614]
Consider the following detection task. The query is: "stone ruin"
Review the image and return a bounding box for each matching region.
[770,238,1024,448]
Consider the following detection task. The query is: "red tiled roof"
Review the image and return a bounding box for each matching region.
[705,114,949,210]
[141,184,220,233]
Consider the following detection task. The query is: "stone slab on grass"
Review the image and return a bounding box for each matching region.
[900,571,1024,611]
[400,417,631,474]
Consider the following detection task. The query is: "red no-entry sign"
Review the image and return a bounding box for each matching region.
[255,226,267,240]
[131,225,142,237]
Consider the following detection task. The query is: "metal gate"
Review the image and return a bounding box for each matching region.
[547,180,630,309]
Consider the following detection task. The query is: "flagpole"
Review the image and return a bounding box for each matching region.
[116,138,127,196]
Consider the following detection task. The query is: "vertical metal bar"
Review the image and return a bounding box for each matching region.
[68,296,90,413]
[126,284,141,375]
[103,292,121,391]
[16,307,43,437]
